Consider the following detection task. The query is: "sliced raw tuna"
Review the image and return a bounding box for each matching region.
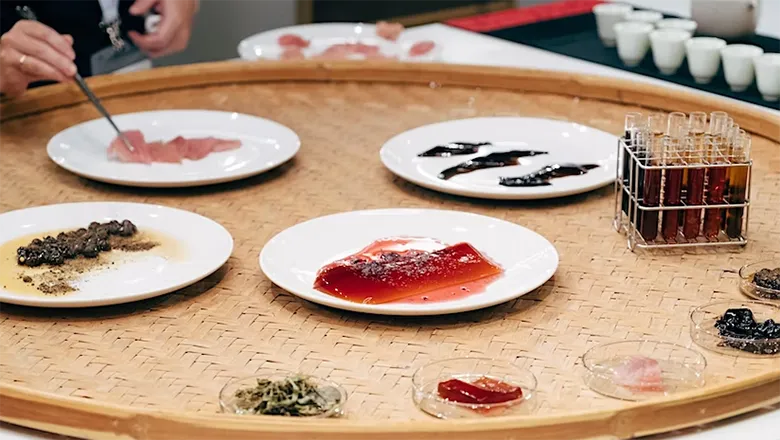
[107,130,153,164]
[376,21,404,41]
[613,356,665,392]
[108,132,242,164]
[409,41,436,57]
[278,34,310,48]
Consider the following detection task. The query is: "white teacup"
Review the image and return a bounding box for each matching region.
[623,10,663,26]
[721,44,764,92]
[656,19,698,34]
[685,37,727,84]
[753,53,780,101]
[650,29,692,75]
[593,3,634,47]
[614,22,654,67]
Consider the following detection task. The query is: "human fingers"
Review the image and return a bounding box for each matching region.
[11,20,75,60]
[0,69,29,97]
[129,0,159,15]
[1,46,69,83]
[2,31,76,77]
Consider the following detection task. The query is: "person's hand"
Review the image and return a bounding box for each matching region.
[128,0,199,58]
[0,20,76,97]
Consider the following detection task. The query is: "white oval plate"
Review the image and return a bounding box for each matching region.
[380,117,618,200]
[47,110,300,188]
[0,202,233,308]
[237,23,442,62]
[259,209,558,316]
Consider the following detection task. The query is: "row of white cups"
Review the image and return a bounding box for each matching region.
[593,3,780,102]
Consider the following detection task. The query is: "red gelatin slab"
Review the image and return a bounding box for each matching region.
[437,377,523,404]
[313,239,503,304]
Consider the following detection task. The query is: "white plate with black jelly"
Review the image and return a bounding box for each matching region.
[47,110,300,188]
[259,209,558,316]
[380,117,618,200]
[0,202,233,308]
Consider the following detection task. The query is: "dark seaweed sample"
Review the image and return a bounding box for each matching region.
[418,142,491,157]
[499,164,599,187]
[754,268,780,291]
[437,150,548,180]
[714,308,780,355]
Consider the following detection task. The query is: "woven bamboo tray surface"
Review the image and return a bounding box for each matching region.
[1,64,779,428]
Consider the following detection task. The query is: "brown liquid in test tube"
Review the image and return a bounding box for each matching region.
[725,130,750,238]
[702,112,729,239]
[661,112,687,241]
[639,113,666,242]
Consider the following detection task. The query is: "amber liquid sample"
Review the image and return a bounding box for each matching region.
[683,168,706,239]
[725,165,748,238]
[313,239,503,304]
[703,167,727,238]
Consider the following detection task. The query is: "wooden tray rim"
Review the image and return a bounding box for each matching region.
[1,61,779,440]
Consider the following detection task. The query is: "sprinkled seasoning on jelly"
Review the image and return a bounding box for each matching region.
[313,237,503,304]
[437,150,548,180]
[499,164,599,187]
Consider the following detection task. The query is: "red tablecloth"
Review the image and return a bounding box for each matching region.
[446,0,604,32]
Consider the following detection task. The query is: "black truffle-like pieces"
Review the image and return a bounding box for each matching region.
[714,308,780,355]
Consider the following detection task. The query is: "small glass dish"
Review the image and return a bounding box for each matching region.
[581,340,706,401]
[690,300,780,357]
[219,373,347,418]
[411,357,537,419]
[739,261,780,301]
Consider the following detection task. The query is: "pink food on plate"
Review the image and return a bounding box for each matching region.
[612,355,665,393]
[376,21,404,41]
[409,40,436,57]
[107,131,242,164]
[278,33,310,48]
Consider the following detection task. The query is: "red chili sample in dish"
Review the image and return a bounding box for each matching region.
[437,377,523,404]
[108,130,241,164]
[313,237,503,304]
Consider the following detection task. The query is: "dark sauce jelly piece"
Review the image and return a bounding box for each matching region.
[418,142,491,157]
[714,308,780,355]
[437,150,548,180]
[499,163,599,187]
[313,241,503,304]
[437,377,522,405]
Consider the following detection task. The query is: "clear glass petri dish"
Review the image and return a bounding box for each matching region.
[739,261,780,301]
[690,300,780,357]
[411,357,537,419]
[581,340,706,401]
[219,373,347,418]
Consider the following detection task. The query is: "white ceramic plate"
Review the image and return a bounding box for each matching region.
[259,209,558,316]
[237,23,442,62]
[380,117,618,200]
[47,110,300,188]
[0,202,233,308]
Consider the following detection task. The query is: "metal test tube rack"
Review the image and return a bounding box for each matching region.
[613,135,753,252]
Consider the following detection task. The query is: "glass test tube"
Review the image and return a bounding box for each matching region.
[661,112,687,240]
[683,136,706,239]
[725,131,751,238]
[681,112,708,228]
[621,112,642,218]
[640,113,666,241]
[703,136,727,239]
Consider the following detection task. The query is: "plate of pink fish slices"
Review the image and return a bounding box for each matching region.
[47,110,300,188]
[237,22,441,62]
